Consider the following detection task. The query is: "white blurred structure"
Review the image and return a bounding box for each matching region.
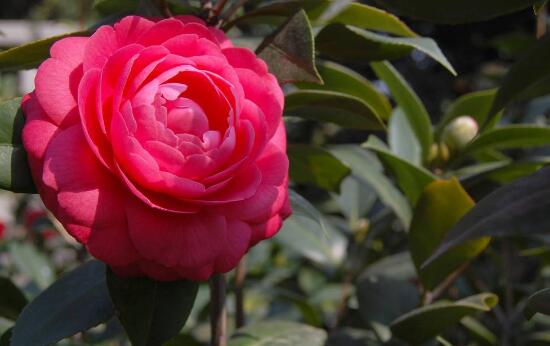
[0,20,76,94]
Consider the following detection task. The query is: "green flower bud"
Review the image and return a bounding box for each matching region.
[442,116,479,152]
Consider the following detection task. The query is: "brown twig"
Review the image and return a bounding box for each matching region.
[210,274,227,346]
[536,3,548,38]
[213,0,230,17]
[423,261,471,305]
[221,0,247,26]
[234,258,247,328]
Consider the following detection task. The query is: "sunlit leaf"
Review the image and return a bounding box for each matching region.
[465,125,550,153]
[229,320,327,346]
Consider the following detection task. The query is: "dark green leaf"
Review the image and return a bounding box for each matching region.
[288,144,351,192]
[363,136,436,205]
[460,316,498,346]
[296,61,392,120]
[0,278,27,321]
[465,125,550,153]
[391,293,498,344]
[317,24,456,75]
[330,145,412,226]
[0,98,35,193]
[323,2,417,37]
[107,269,198,346]
[284,90,385,130]
[437,89,500,138]
[277,190,347,266]
[356,253,419,330]
[229,320,327,346]
[409,179,489,290]
[534,1,548,14]
[488,34,550,125]
[388,108,422,165]
[371,61,433,160]
[374,0,538,24]
[0,329,12,346]
[12,261,113,346]
[425,166,550,266]
[257,9,322,84]
[525,288,550,319]
[0,32,88,72]
[93,0,138,14]
[8,242,54,289]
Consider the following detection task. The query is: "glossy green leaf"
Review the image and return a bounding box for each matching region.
[489,34,550,125]
[391,293,498,344]
[356,253,419,329]
[8,242,54,289]
[409,179,490,290]
[0,278,27,321]
[388,108,422,165]
[323,2,417,37]
[330,145,412,226]
[317,25,456,75]
[257,9,322,84]
[363,136,436,205]
[336,175,377,223]
[437,89,499,137]
[107,270,198,346]
[374,0,538,24]
[0,32,88,72]
[0,98,35,193]
[296,61,392,120]
[277,191,347,266]
[371,61,433,160]
[229,320,327,346]
[425,166,550,266]
[465,125,550,153]
[525,288,550,319]
[284,90,385,130]
[288,144,351,192]
[12,261,113,346]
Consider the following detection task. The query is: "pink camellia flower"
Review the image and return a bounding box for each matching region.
[22,16,290,281]
[0,222,4,241]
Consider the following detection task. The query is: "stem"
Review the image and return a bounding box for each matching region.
[423,261,470,305]
[213,0,230,17]
[234,258,247,328]
[222,0,247,25]
[210,274,227,346]
[156,0,172,17]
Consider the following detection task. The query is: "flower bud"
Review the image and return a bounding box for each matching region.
[442,116,479,152]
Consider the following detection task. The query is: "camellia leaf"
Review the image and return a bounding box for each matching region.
[371,61,433,161]
[317,24,456,75]
[0,32,88,72]
[323,2,417,37]
[534,1,549,15]
[465,125,550,154]
[11,261,113,346]
[257,9,322,84]
[296,61,392,120]
[229,320,327,346]
[0,329,12,346]
[107,269,198,346]
[408,179,490,290]
[363,136,436,205]
[425,166,550,266]
[288,144,351,192]
[391,293,499,344]
[356,252,419,339]
[373,0,538,24]
[284,90,385,130]
[0,98,35,193]
[436,89,500,138]
[93,0,138,15]
[488,34,550,126]
[0,278,27,321]
[525,288,550,319]
[388,108,422,165]
[8,242,54,289]
[277,190,347,267]
[330,145,412,227]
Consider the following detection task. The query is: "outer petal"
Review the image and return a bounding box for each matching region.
[214,219,251,273]
[126,198,228,269]
[34,37,87,126]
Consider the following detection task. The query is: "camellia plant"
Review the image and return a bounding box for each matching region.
[2,0,550,345]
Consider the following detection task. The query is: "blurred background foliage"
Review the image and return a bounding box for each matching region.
[2,0,550,346]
